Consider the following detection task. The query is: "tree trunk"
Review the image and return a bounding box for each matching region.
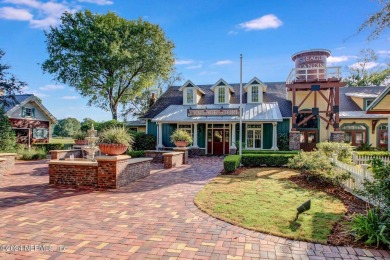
[112,110,118,120]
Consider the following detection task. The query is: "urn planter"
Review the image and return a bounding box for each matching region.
[174,141,189,147]
[74,139,88,145]
[98,143,128,156]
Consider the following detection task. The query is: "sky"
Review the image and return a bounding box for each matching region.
[0,0,389,122]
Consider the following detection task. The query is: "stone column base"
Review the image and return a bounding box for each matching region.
[188,148,205,157]
[289,131,301,151]
[330,131,345,143]
[229,148,237,155]
[173,147,189,164]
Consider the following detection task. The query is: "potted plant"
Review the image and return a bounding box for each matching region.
[73,132,88,145]
[170,129,193,147]
[98,126,134,155]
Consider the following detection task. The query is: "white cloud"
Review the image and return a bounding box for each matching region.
[39,84,65,91]
[198,71,217,76]
[175,59,193,65]
[186,64,202,69]
[239,14,282,31]
[228,30,238,35]
[334,47,346,51]
[349,61,379,70]
[78,0,113,5]
[1,0,80,29]
[0,7,33,21]
[327,55,350,64]
[62,96,79,100]
[378,50,390,55]
[214,60,233,66]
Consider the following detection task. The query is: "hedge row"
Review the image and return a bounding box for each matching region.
[241,154,294,167]
[356,151,390,157]
[242,150,298,155]
[127,150,145,158]
[224,155,241,173]
[32,143,74,152]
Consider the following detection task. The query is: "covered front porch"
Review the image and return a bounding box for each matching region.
[149,103,284,155]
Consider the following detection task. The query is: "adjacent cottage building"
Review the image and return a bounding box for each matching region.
[141,49,389,154]
[3,94,57,145]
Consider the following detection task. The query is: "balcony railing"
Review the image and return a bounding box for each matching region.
[286,66,342,84]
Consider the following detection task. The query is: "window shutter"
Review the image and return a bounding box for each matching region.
[32,108,36,118]
[22,107,26,117]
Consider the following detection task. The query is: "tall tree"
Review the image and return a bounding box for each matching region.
[42,10,175,119]
[0,108,17,152]
[53,118,81,137]
[121,71,182,119]
[344,49,390,86]
[0,49,26,109]
[358,0,390,40]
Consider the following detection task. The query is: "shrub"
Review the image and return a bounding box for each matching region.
[350,208,390,248]
[242,154,294,167]
[96,120,126,132]
[288,151,349,186]
[32,143,73,151]
[242,150,298,155]
[356,143,373,151]
[99,126,134,148]
[316,141,353,163]
[127,150,145,158]
[357,151,390,157]
[18,148,47,160]
[73,131,87,140]
[224,155,241,173]
[277,133,290,151]
[0,108,17,152]
[132,132,156,151]
[170,129,193,144]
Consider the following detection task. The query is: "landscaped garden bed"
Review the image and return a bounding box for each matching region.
[195,167,347,244]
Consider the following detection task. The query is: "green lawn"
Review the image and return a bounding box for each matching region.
[50,137,75,144]
[195,168,346,243]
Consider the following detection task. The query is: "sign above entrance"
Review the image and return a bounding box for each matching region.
[187,108,240,117]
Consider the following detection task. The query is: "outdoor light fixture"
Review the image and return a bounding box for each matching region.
[295,199,311,221]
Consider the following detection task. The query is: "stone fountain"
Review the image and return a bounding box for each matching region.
[81,124,100,161]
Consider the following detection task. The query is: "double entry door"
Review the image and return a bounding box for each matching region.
[207,129,230,155]
[299,130,318,151]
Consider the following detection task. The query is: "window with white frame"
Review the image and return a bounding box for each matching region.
[33,128,48,139]
[246,124,262,149]
[218,87,226,103]
[178,124,192,136]
[186,88,194,104]
[251,85,259,103]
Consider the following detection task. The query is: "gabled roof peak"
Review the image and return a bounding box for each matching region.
[179,80,205,94]
[244,77,267,92]
[210,79,235,93]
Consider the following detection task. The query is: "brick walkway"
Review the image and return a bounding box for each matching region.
[0,158,389,260]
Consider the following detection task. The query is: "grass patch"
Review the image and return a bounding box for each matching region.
[195,168,347,243]
[50,137,75,144]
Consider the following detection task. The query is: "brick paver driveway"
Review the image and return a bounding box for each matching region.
[1,158,389,260]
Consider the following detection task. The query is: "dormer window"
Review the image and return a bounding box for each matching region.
[186,88,194,104]
[244,77,267,104]
[251,85,259,103]
[218,87,226,103]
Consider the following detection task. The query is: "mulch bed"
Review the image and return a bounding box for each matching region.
[289,172,377,249]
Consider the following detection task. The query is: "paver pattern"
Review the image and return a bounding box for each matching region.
[0,158,389,260]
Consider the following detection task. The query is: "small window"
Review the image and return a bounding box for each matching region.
[33,128,48,139]
[218,87,226,103]
[365,99,374,109]
[341,124,367,146]
[22,107,35,117]
[186,88,194,104]
[251,85,259,102]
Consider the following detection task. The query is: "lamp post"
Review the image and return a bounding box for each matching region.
[239,54,243,156]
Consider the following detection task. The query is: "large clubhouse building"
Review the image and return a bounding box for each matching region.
[141,49,390,155]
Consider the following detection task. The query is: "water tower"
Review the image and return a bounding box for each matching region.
[286,49,346,151]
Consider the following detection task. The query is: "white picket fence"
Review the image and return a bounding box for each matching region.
[331,155,373,194]
[352,152,390,165]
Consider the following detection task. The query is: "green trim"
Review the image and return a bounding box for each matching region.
[340,123,369,145]
[366,86,390,111]
[363,98,375,110]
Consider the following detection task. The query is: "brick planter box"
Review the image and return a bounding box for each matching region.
[48,155,152,189]
[163,152,184,169]
[0,153,17,174]
[145,150,168,163]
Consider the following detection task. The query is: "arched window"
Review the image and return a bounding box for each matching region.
[341,124,367,146]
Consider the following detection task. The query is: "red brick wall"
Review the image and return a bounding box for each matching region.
[49,164,98,186]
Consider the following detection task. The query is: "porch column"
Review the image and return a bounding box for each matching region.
[157,122,164,149]
[271,122,279,151]
[388,117,390,151]
[230,123,236,148]
[192,123,199,148]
